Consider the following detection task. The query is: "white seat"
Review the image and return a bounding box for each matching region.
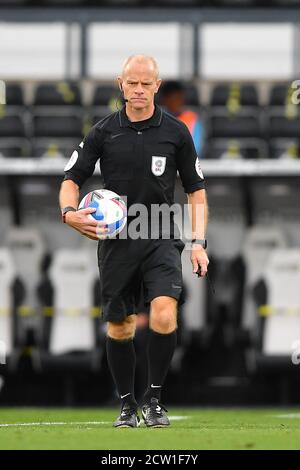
[5,228,45,319]
[49,249,96,355]
[261,249,300,356]
[242,225,286,332]
[0,248,16,358]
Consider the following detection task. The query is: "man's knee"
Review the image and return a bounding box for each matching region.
[150,296,177,334]
[107,314,137,340]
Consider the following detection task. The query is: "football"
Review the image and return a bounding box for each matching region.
[78,189,127,239]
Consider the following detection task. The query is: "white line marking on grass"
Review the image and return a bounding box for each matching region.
[169,416,189,421]
[0,416,190,428]
[0,421,110,428]
[275,414,300,419]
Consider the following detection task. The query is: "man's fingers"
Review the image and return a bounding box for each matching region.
[84,234,99,241]
[79,207,97,215]
[191,257,199,273]
[199,265,208,277]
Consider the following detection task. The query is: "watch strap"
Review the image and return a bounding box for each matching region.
[61,206,76,223]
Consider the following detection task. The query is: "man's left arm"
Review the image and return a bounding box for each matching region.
[176,123,209,277]
[188,189,209,277]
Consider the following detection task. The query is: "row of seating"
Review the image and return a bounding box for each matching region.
[1,224,299,376]
[2,82,300,108]
[0,137,299,160]
[2,108,300,138]
[1,112,300,159]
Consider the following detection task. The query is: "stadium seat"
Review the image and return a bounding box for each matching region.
[0,115,26,138]
[92,85,121,108]
[205,179,247,346]
[253,249,300,377]
[211,83,259,108]
[5,228,45,347]
[48,250,99,355]
[34,83,82,107]
[4,84,24,107]
[0,140,31,158]
[33,250,103,390]
[183,83,201,107]
[251,178,300,247]
[209,110,261,139]
[269,138,300,159]
[241,226,286,339]
[17,176,83,251]
[0,249,16,361]
[267,109,300,139]
[0,177,13,243]
[269,83,298,106]
[32,113,83,139]
[32,138,80,159]
[206,138,267,159]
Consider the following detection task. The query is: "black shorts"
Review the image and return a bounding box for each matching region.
[97,238,185,322]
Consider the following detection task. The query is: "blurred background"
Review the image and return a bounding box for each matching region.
[1,0,300,408]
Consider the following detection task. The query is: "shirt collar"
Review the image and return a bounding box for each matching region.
[119,105,163,129]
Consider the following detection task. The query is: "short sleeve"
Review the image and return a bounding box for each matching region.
[176,124,205,193]
[63,125,102,188]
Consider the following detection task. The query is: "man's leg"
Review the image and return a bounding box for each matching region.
[107,314,137,407]
[141,296,177,427]
[106,314,140,427]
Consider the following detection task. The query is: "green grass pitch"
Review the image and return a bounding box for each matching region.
[0,408,300,450]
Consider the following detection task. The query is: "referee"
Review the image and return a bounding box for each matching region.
[59,55,209,428]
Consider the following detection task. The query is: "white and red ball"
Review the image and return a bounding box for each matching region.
[78,189,127,239]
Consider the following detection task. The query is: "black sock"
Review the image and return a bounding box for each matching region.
[106,336,137,409]
[143,329,177,403]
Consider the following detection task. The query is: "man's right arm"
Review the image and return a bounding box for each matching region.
[59,126,108,240]
[59,178,108,241]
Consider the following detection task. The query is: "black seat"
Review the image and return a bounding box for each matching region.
[5,84,24,106]
[269,83,298,106]
[34,83,81,107]
[184,83,201,107]
[206,138,267,159]
[33,114,83,138]
[0,115,26,138]
[33,138,80,159]
[269,138,300,159]
[0,140,31,158]
[211,83,258,107]
[209,110,261,139]
[92,85,120,107]
[268,111,300,139]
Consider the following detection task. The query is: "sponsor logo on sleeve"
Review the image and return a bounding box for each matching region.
[64,150,79,171]
[195,158,204,179]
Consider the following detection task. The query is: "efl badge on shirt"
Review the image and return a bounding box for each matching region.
[151,156,166,176]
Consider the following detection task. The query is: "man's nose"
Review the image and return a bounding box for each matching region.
[135,83,144,94]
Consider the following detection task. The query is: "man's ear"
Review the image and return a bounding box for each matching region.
[117,76,123,92]
[155,78,162,94]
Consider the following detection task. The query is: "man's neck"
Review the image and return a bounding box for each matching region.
[125,103,155,122]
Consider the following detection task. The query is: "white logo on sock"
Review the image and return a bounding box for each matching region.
[151,384,162,388]
[120,393,131,399]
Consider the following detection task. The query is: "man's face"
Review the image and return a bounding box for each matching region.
[118,61,161,110]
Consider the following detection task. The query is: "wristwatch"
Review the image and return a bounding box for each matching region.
[61,206,77,223]
[191,239,207,249]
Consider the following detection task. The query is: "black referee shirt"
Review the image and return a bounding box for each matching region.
[64,105,205,232]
